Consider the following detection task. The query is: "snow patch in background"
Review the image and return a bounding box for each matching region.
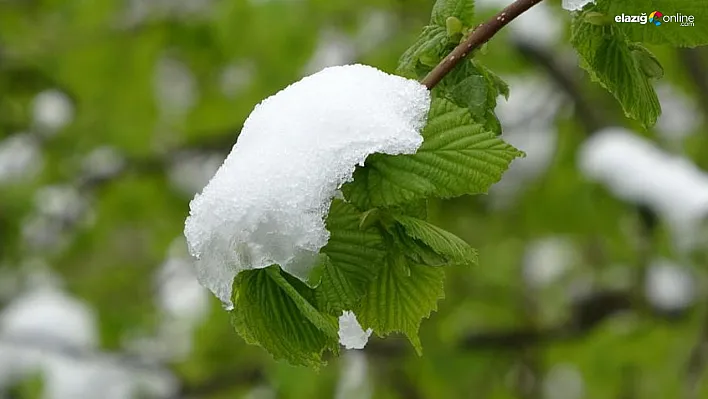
[509,3,562,48]
[168,151,226,197]
[655,83,702,143]
[562,0,595,11]
[523,237,577,288]
[0,133,43,184]
[0,272,176,398]
[490,76,561,206]
[31,89,74,135]
[35,185,87,223]
[303,30,357,75]
[123,0,212,25]
[220,61,255,98]
[154,56,198,118]
[476,0,562,48]
[336,350,372,399]
[22,185,90,253]
[645,259,695,312]
[125,238,209,362]
[184,64,430,307]
[302,11,394,76]
[354,11,395,54]
[542,363,584,399]
[579,127,708,251]
[244,385,277,399]
[338,311,372,350]
[82,146,125,180]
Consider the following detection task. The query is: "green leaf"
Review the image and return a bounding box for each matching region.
[435,59,509,134]
[231,266,338,368]
[388,223,450,267]
[392,214,478,266]
[355,251,446,353]
[630,43,665,79]
[397,0,477,78]
[446,16,464,37]
[597,0,708,47]
[448,75,488,117]
[571,21,661,128]
[397,25,449,78]
[431,0,475,27]
[342,99,524,209]
[316,200,386,314]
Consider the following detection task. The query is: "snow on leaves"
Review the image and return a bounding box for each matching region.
[184,0,526,366]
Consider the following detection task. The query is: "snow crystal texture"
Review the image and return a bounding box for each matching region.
[184,64,431,306]
[338,311,372,350]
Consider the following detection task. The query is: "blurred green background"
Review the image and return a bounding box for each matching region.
[2,0,708,398]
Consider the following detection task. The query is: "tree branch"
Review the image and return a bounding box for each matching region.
[420,0,546,89]
[512,40,606,132]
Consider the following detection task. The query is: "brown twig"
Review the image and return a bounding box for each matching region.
[420,0,546,89]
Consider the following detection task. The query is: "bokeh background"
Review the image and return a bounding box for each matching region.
[2,0,708,398]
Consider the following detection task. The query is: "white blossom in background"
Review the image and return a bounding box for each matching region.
[579,127,708,251]
[645,259,695,312]
[509,2,562,48]
[338,311,372,350]
[335,350,372,399]
[154,56,198,118]
[542,364,584,399]
[82,146,125,180]
[655,83,702,142]
[168,151,226,197]
[302,29,357,75]
[184,64,430,307]
[523,237,577,288]
[219,61,255,98]
[31,89,74,135]
[0,133,43,184]
[562,0,595,11]
[490,76,561,206]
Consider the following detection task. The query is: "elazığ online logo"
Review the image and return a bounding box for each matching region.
[648,11,663,25]
[615,11,695,27]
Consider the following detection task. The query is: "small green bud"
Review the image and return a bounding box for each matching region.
[584,11,610,26]
[419,53,440,67]
[446,16,463,37]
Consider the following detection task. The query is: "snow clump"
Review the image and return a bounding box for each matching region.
[184,64,431,307]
